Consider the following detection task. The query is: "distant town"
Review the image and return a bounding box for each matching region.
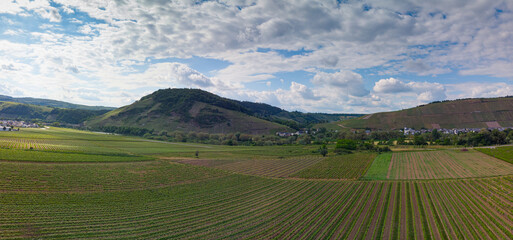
[276,126,513,138]
[402,127,513,135]
[0,120,39,131]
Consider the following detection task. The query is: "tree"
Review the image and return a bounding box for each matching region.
[413,134,427,145]
[336,139,357,150]
[319,144,328,157]
[431,129,441,141]
[334,139,357,154]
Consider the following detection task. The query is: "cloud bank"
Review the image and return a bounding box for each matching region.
[0,0,512,113]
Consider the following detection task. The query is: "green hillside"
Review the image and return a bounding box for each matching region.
[239,101,363,127]
[0,101,109,124]
[343,97,513,129]
[86,89,293,134]
[0,95,115,111]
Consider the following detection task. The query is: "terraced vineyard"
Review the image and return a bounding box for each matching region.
[2,127,513,238]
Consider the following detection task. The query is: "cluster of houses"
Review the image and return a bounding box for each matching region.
[276,130,308,137]
[402,127,513,136]
[0,120,39,131]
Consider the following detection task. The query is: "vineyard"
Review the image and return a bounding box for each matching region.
[366,150,513,180]
[2,174,513,238]
[178,155,323,178]
[291,152,377,179]
[478,146,513,164]
[2,127,513,238]
[0,138,78,151]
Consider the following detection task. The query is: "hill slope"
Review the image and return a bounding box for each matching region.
[0,95,115,111]
[86,89,293,134]
[0,101,109,124]
[343,97,513,129]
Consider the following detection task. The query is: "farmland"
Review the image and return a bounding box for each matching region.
[3,174,513,238]
[2,127,513,238]
[177,155,323,178]
[365,150,513,180]
[291,152,377,179]
[477,146,513,164]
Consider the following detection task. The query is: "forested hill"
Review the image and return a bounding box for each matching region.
[238,101,363,128]
[343,97,513,130]
[86,88,361,134]
[0,101,109,124]
[0,95,115,111]
[85,88,291,135]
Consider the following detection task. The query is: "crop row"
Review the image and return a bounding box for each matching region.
[2,175,513,238]
[386,150,513,179]
[178,156,324,178]
[291,152,377,179]
[0,138,77,151]
[477,146,513,164]
[0,148,152,163]
[0,160,226,192]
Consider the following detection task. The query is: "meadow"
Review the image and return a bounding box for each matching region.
[2,127,513,239]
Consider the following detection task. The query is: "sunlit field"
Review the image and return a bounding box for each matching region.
[2,127,513,239]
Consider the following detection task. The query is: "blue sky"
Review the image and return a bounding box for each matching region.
[1,0,513,113]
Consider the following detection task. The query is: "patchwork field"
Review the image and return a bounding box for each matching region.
[365,150,513,180]
[2,127,513,238]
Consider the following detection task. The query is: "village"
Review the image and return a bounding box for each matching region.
[0,120,39,131]
[402,126,513,135]
[276,126,513,138]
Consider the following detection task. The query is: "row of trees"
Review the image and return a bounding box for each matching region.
[91,125,513,148]
[410,129,513,147]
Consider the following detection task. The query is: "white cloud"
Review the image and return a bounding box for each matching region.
[446,82,513,99]
[373,78,412,93]
[312,71,369,97]
[0,0,512,112]
[372,78,447,108]
[289,82,320,100]
[35,6,62,22]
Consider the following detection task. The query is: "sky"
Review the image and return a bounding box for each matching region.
[1,0,513,113]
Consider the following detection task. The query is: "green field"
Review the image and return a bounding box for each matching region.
[362,153,392,180]
[477,146,513,164]
[2,127,513,238]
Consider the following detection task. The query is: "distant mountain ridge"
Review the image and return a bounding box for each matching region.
[0,95,115,111]
[342,96,513,130]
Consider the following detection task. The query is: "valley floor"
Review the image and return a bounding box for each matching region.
[1,127,513,239]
